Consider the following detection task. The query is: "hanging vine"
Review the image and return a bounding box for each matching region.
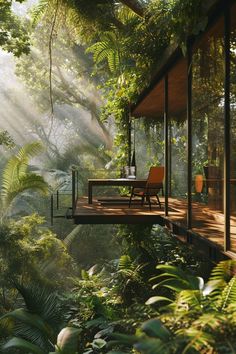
[48,0,60,137]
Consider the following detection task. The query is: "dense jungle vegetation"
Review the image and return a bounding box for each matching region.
[0,0,236,353]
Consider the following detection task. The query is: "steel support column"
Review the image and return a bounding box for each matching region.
[187,43,192,230]
[169,125,172,196]
[128,112,132,166]
[164,75,169,216]
[224,4,231,251]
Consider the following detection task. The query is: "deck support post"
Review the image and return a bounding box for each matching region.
[187,42,192,230]
[164,75,169,216]
[224,4,231,251]
[72,169,76,215]
[56,190,59,210]
[77,170,79,200]
[50,194,54,226]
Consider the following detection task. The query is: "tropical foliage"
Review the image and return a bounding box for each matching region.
[0,0,30,56]
[108,260,236,354]
[0,141,48,217]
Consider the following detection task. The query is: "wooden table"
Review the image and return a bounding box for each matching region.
[88,178,147,204]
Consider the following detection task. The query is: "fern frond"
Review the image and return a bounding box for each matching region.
[177,327,214,353]
[86,32,121,73]
[192,312,225,330]
[118,255,133,271]
[210,260,236,282]
[117,5,138,24]
[108,50,120,72]
[31,0,50,26]
[219,276,236,310]
[174,290,202,312]
[208,261,236,307]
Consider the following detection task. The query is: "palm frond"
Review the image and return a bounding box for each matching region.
[1,142,47,210]
[3,337,46,354]
[16,142,44,169]
[13,322,53,351]
[15,283,63,330]
[1,308,50,337]
[2,142,44,190]
[0,283,64,351]
[2,174,48,208]
[1,157,20,197]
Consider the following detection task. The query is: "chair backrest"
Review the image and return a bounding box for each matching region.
[146,166,164,186]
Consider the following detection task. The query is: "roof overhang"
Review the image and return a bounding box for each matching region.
[131,0,224,120]
[132,53,187,119]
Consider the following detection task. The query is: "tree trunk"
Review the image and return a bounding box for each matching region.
[119,0,145,17]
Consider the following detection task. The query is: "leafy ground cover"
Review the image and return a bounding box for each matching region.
[1,222,223,354]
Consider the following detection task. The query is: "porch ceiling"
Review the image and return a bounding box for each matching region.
[132,57,187,119]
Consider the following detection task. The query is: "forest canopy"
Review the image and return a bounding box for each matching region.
[1,1,236,354]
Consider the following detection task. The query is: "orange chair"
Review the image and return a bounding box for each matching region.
[129,166,164,210]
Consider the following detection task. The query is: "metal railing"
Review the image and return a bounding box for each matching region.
[50,168,79,225]
[50,168,122,225]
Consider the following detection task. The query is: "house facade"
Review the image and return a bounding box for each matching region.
[132,0,236,258]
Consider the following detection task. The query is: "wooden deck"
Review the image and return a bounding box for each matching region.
[74,196,166,225]
[73,196,236,254]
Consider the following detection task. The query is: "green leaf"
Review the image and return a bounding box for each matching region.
[92,338,107,349]
[154,278,192,292]
[111,333,137,345]
[141,319,171,341]
[134,338,167,354]
[156,264,189,279]
[145,296,173,305]
[106,352,127,354]
[3,337,46,354]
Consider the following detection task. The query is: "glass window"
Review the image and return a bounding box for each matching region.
[168,58,188,226]
[192,17,225,247]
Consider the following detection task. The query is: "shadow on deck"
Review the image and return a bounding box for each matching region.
[74,196,168,225]
[73,196,236,260]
